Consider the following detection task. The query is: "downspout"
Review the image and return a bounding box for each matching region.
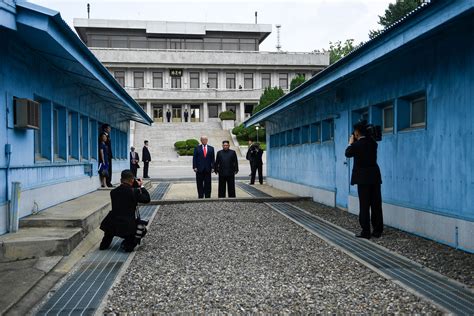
[5,143,12,231]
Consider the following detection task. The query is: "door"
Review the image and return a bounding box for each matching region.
[191,105,201,122]
[172,106,182,122]
[335,110,350,208]
[153,106,163,123]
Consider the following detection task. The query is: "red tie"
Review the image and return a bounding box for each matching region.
[203,146,207,158]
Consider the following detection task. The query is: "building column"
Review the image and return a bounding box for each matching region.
[203,102,208,122]
[181,104,185,123]
[146,101,152,118]
[221,101,226,114]
[239,101,245,123]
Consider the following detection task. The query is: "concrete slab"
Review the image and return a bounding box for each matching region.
[0,227,83,260]
[164,182,251,200]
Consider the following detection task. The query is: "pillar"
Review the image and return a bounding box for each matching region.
[203,102,209,122]
[146,101,152,118]
[239,101,245,123]
[221,101,226,114]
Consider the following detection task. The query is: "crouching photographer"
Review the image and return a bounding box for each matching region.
[345,120,383,239]
[99,170,151,252]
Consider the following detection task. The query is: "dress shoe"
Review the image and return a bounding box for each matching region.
[107,184,114,188]
[372,232,382,238]
[355,233,371,239]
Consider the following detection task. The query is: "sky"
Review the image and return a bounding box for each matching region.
[30,0,394,52]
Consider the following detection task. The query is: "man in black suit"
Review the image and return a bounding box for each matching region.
[193,136,215,198]
[99,170,151,252]
[142,140,151,179]
[101,124,114,187]
[246,141,263,185]
[129,146,139,177]
[345,121,383,239]
[184,109,189,122]
[215,140,239,198]
[166,110,171,123]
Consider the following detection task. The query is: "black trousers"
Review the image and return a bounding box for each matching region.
[100,232,137,252]
[196,171,212,198]
[143,161,149,178]
[250,164,263,184]
[130,164,138,177]
[106,159,113,185]
[357,184,383,235]
[218,175,236,198]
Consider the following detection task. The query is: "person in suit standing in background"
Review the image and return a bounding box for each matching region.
[246,141,264,185]
[215,140,239,198]
[166,110,171,123]
[142,140,151,179]
[129,146,139,178]
[193,136,215,198]
[101,124,114,187]
[184,109,189,122]
[345,121,383,239]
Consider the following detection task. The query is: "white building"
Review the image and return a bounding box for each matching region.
[73,19,330,124]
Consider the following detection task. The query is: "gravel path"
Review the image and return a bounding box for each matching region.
[293,201,474,289]
[104,202,441,314]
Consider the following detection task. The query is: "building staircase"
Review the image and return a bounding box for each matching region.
[132,121,242,164]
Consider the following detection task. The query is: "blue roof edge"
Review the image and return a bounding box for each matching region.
[244,0,473,127]
[15,1,153,125]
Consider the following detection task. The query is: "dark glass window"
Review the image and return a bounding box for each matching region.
[149,39,167,49]
[240,38,257,51]
[279,73,288,89]
[208,104,219,118]
[114,71,125,87]
[190,72,200,89]
[311,123,321,143]
[186,39,204,50]
[153,72,163,88]
[171,77,181,89]
[244,73,254,89]
[411,96,426,127]
[226,73,236,89]
[129,37,147,48]
[222,38,239,50]
[89,35,108,47]
[204,38,221,50]
[383,105,394,131]
[110,36,127,48]
[208,72,218,89]
[133,71,144,88]
[262,73,271,89]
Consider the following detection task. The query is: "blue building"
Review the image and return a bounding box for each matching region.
[246,1,474,252]
[0,1,152,234]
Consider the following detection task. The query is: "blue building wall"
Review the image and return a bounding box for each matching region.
[0,28,131,233]
[265,13,473,247]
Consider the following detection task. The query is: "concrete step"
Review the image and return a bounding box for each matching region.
[0,227,83,260]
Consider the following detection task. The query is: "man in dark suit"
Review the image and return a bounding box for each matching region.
[246,142,264,185]
[345,121,383,239]
[184,109,189,122]
[193,136,215,198]
[215,140,239,198]
[166,110,171,123]
[142,140,151,179]
[99,170,151,252]
[129,146,139,177]
[101,124,113,187]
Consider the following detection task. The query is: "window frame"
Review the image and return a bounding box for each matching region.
[262,73,271,89]
[226,72,236,89]
[244,73,254,89]
[279,73,288,90]
[152,72,163,88]
[189,72,200,89]
[382,105,394,132]
[410,96,426,128]
[133,71,144,88]
[208,72,218,89]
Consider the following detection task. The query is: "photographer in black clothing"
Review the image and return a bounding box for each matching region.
[246,141,263,185]
[345,121,383,239]
[99,170,151,252]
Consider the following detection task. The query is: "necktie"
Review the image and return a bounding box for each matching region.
[203,146,207,158]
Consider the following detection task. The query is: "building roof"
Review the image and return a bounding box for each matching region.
[73,18,272,43]
[245,0,474,127]
[8,1,152,125]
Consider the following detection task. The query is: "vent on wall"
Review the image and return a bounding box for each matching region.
[14,98,40,129]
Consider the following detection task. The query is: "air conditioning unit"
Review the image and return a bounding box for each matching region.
[14,98,40,129]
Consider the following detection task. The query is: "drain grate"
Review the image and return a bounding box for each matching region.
[36,183,170,316]
[236,182,271,198]
[237,184,473,314]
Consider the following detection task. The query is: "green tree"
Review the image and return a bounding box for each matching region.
[290,75,306,91]
[369,0,423,39]
[252,86,285,115]
[327,39,357,64]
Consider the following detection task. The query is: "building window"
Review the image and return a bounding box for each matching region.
[244,73,254,89]
[153,72,163,88]
[110,36,128,48]
[222,38,239,50]
[130,36,147,48]
[286,130,293,146]
[68,111,79,160]
[208,72,218,89]
[322,119,334,142]
[311,122,321,143]
[240,38,257,51]
[262,73,271,89]
[208,104,219,118]
[293,128,301,145]
[80,116,89,160]
[204,38,221,50]
[114,71,125,87]
[410,96,426,127]
[226,73,236,89]
[301,125,310,143]
[149,38,167,49]
[90,120,97,160]
[171,77,181,89]
[89,35,108,47]
[53,108,59,159]
[279,73,288,89]
[169,39,182,49]
[190,72,200,89]
[186,39,204,50]
[134,71,144,88]
[382,105,394,132]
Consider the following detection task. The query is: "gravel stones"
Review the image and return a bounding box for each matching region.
[293,201,474,289]
[104,202,441,314]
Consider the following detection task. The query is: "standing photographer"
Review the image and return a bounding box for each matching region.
[345,121,383,239]
[99,170,151,252]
